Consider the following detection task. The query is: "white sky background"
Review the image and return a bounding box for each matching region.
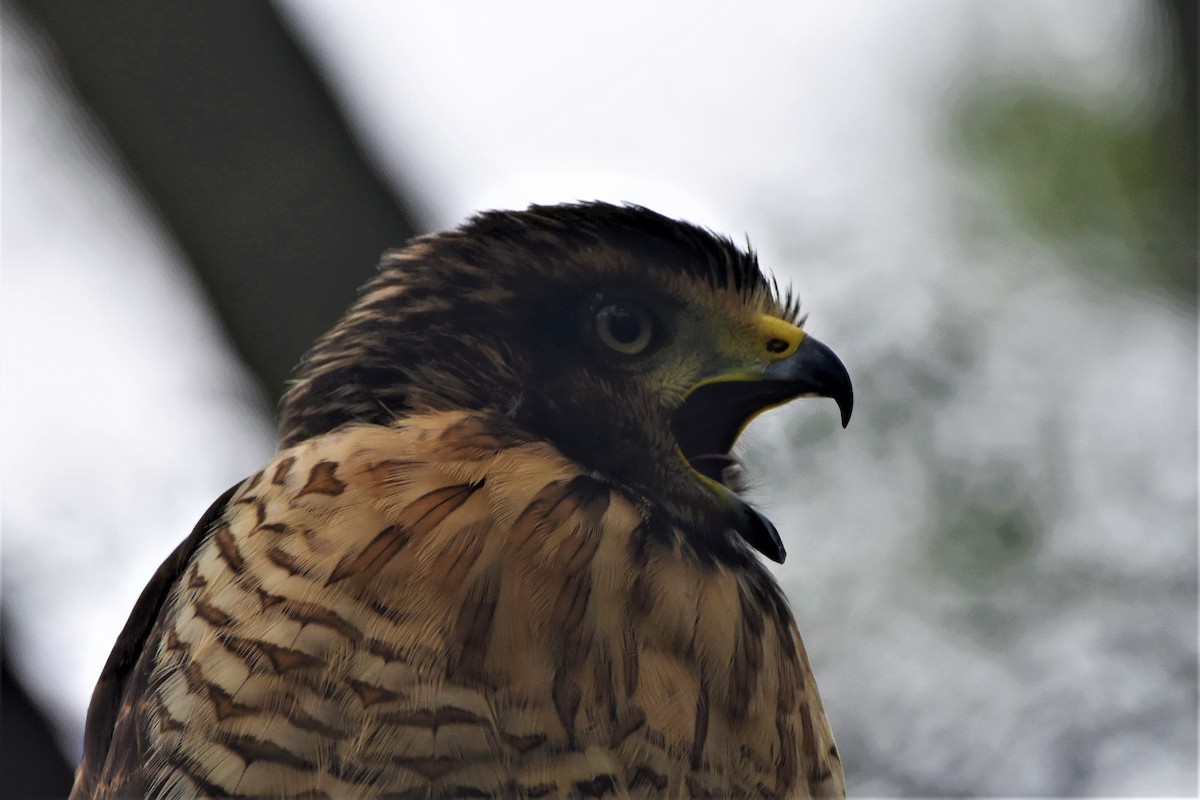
[3,1,1195,795]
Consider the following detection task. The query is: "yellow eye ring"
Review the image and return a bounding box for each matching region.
[595,303,653,355]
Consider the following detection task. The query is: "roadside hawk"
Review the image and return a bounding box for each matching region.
[72,202,853,799]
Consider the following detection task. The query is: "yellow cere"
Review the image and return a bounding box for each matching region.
[755,316,806,361]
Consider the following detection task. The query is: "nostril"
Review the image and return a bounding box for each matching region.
[766,338,789,354]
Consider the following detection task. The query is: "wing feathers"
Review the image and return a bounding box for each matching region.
[72,482,241,799]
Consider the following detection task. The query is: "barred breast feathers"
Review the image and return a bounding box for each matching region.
[79,410,841,798]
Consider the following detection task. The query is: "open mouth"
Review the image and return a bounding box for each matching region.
[670,334,852,562]
[672,379,803,486]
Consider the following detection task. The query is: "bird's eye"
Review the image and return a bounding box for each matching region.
[595,303,654,355]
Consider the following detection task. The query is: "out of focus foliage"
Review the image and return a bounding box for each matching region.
[954,82,1194,301]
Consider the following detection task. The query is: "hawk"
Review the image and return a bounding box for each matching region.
[72,203,853,799]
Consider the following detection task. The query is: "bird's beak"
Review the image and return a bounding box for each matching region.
[760,334,854,427]
[672,320,852,563]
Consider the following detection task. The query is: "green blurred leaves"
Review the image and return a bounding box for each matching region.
[953,83,1195,304]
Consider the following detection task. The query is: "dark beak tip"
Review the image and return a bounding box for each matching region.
[774,334,854,430]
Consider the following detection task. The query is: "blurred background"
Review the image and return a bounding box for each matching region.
[1,1,1195,796]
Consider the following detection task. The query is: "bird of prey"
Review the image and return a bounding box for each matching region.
[72,202,853,799]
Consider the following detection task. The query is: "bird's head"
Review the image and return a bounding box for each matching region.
[281,202,851,564]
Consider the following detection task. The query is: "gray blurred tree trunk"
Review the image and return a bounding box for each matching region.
[1165,0,1196,249]
[5,1,420,792]
[1165,0,1195,168]
[1,626,74,797]
[12,0,422,401]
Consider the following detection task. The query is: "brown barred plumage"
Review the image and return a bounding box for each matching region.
[73,203,851,799]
